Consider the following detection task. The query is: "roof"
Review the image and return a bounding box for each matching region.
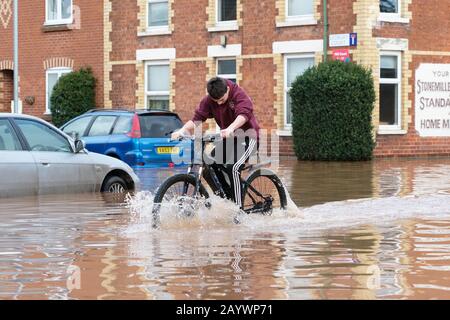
[85,108,179,116]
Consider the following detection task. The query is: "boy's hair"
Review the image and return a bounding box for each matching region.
[207,77,228,100]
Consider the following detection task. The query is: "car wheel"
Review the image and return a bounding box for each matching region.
[102,176,127,193]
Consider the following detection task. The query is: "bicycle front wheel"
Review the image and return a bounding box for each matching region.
[152,174,210,228]
[242,169,287,215]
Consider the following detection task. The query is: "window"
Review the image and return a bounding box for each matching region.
[139,115,182,138]
[284,55,315,126]
[145,62,170,110]
[148,0,168,28]
[0,119,22,151]
[287,0,314,18]
[217,58,236,83]
[217,0,236,23]
[112,116,133,135]
[87,116,117,137]
[46,0,72,24]
[46,68,72,114]
[15,119,72,152]
[379,53,401,129]
[380,0,399,14]
[62,116,93,138]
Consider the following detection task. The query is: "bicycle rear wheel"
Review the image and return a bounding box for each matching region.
[242,169,287,215]
[152,174,209,228]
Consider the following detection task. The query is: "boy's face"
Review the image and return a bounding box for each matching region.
[211,87,230,105]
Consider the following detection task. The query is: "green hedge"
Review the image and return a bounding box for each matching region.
[290,60,375,161]
[50,67,96,127]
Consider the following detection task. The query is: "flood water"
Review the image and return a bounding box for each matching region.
[1,158,450,299]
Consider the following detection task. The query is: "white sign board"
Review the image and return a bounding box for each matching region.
[329,34,349,47]
[330,33,350,47]
[415,64,450,137]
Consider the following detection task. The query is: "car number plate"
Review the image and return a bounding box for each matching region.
[156,147,179,154]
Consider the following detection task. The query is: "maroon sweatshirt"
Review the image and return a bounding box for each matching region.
[192,80,260,138]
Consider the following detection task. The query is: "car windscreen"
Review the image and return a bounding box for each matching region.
[139,114,183,138]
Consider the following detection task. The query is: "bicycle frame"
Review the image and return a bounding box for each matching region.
[181,134,270,213]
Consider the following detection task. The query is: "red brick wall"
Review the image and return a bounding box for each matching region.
[173,61,208,122]
[0,0,104,120]
[0,72,5,112]
[0,71,14,113]
[279,136,295,158]
[110,64,138,108]
[110,1,139,62]
[241,58,277,131]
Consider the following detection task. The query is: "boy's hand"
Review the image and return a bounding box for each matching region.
[221,127,234,139]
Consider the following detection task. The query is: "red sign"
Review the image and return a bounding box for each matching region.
[332,49,350,62]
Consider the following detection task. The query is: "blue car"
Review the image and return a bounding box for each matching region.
[61,109,190,168]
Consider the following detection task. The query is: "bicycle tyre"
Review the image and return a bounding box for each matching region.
[152,174,210,228]
[242,169,287,214]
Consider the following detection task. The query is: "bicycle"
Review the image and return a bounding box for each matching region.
[151,133,287,228]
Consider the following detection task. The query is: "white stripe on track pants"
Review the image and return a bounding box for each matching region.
[226,138,257,209]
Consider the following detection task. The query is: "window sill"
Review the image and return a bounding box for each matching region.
[208,23,239,33]
[276,129,292,137]
[138,28,171,37]
[42,23,73,32]
[276,18,318,28]
[377,128,407,135]
[44,19,73,26]
[377,15,410,24]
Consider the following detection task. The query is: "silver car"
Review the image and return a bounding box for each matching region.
[0,113,140,198]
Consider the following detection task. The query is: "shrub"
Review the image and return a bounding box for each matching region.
[50,67,96,127]
[290,60,375,161]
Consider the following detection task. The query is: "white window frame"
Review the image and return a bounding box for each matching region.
[284,54,315,128]
[379,0,408,23]
[216,0,237,25]
[379,51,402,132]
[216,58,237,82]
[147,0,169,31]
[46,67,72,114]
[286,0,314,21]
[144,60,170,110]
[45,0,73,26]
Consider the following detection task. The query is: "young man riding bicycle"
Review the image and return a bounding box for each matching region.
[171,77,260,211]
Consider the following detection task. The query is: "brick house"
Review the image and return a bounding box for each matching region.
[0,0,104,121]
[1,0,450,157]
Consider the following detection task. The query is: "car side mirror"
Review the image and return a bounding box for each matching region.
[74,139,85,153]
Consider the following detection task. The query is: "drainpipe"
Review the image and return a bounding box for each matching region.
[13,0,19,113]
[323,0,328,62]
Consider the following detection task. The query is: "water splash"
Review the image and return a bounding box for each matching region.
[125,185,450,235]
[125,191,242,233]
[124,182,304,234]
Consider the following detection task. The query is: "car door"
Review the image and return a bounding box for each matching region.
[0,118,38,197]
[84,115,117,155]
[13,118,97,195]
